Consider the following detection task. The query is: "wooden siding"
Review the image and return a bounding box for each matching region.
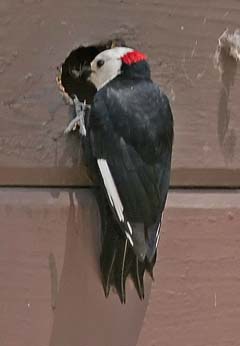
[1,1,240,346]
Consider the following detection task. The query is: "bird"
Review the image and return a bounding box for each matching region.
[77,46,174,303]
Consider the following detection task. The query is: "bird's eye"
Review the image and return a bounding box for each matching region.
[97,59,105,68]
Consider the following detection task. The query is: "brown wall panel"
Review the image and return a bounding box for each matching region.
[0,188,151,346]
[1,189,240,346]
[137,191,240,346]
[0,1,240,186]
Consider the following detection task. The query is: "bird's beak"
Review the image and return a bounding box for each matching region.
[80,65,92,80]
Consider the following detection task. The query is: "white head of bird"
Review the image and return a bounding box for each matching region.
[89,47,147,90]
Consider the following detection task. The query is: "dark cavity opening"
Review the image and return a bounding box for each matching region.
[57,38,126,105]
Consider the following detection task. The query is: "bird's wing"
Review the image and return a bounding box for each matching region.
[89,80,173,260]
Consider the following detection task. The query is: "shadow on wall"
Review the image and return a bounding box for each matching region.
[49,189,151,346]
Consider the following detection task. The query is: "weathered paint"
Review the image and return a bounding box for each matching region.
[1,189,240,346]
[0,1,240,186]
[1,1,240,345]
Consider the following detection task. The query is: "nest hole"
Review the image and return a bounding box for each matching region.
[57,38,126,105]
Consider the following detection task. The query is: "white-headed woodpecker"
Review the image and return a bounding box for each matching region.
[77,47,173,303]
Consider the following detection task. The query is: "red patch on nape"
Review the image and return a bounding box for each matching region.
[121,50,147,65]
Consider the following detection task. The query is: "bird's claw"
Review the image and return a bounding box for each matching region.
[64,96,90,136]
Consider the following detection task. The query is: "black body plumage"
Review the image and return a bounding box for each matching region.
[85,58,173,303]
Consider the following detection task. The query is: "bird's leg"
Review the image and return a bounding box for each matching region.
[64,96,90,136]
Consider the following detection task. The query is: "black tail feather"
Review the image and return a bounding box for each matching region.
[145,251,157,280]
[100,248,116,298]
[113,238,128,303]
[131,257,145,300]
[100,225,156,303]
[98,192,157,303]
[100,225,117,297]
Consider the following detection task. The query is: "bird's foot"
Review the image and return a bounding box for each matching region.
[64,96,90,136]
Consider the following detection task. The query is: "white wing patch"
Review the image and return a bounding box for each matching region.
[155,222,161,248]
[97,158,133,244]
[155,212,164,248]
[127,221,133,235]
[126,232,133,246]
[97,159,124,221]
